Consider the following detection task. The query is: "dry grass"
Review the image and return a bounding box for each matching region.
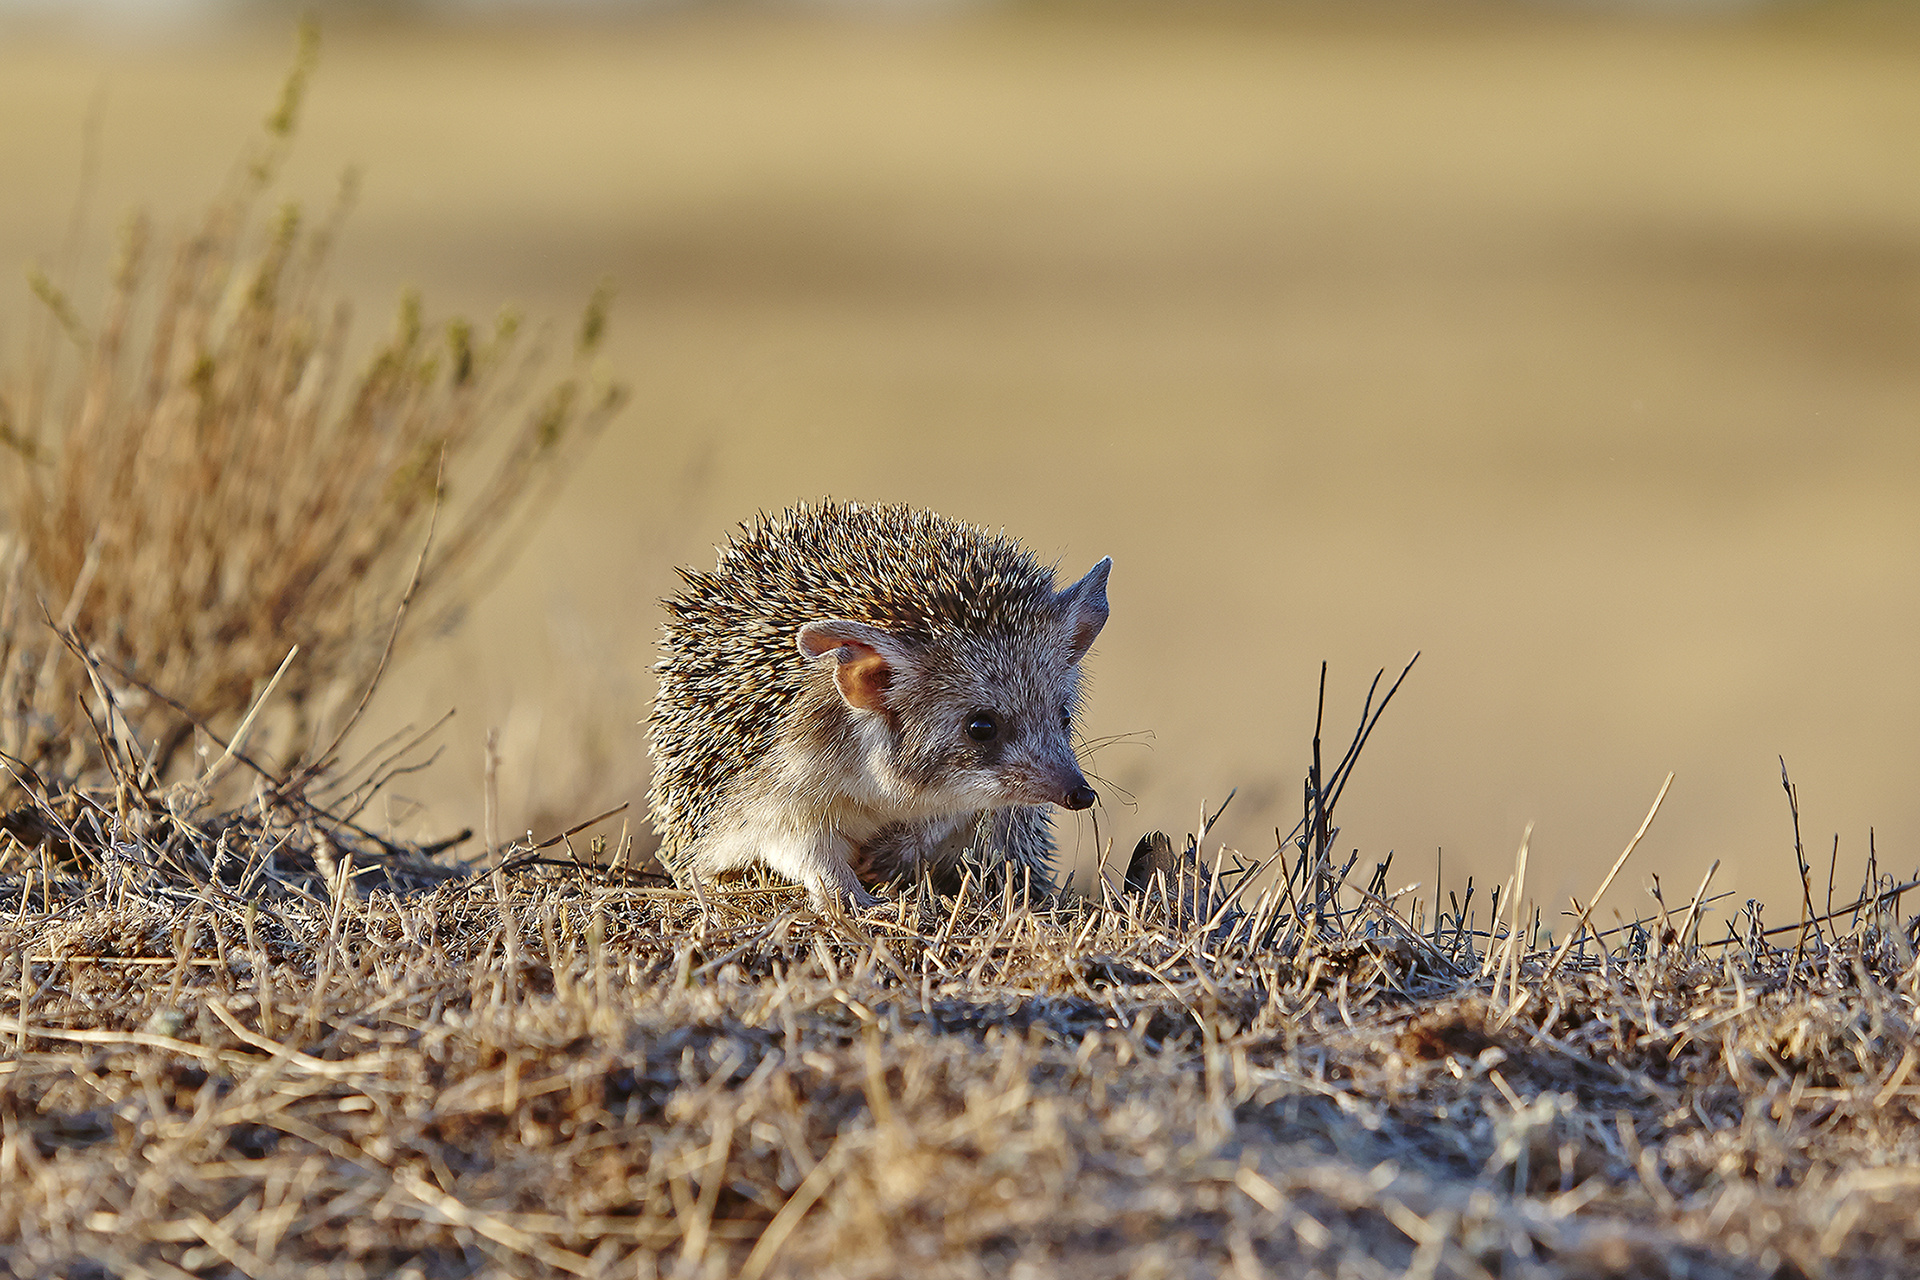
[5,777,1920,1280]
[1,651,1918,1278]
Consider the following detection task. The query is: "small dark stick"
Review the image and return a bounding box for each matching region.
[1781,756,1825,974]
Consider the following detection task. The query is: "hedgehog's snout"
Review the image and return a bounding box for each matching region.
[1048,761,1097,810]
[1031,744,1097,811]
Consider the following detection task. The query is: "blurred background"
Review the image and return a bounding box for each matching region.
[2,0,1916,931]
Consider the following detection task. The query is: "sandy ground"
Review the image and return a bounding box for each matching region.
[1,4,1917,925]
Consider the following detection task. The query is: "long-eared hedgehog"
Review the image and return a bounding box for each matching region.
[649,500,1110,910]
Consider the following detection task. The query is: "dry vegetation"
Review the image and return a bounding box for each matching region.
[6,24,1920,1280]
[0,21,624,800]
[6,760,1920,1280]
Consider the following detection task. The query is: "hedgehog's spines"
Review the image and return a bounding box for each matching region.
[649,499,1087,895]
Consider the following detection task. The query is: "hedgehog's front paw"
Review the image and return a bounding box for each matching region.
[801,853,883,915]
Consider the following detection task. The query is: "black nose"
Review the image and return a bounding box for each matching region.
[1064,784,1098,811]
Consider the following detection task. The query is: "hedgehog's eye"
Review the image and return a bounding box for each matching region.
[1060,707,1073,733]
[966,711,1001,743]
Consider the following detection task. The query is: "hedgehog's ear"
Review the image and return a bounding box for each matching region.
[797,620,915,714]
[1056,557,1110,664]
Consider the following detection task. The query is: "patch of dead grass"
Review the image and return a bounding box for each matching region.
[4,794,1920,1279]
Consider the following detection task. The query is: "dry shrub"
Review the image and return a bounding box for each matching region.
[0,22,625,794]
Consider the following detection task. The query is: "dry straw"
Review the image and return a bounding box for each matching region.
[5,754,1920,1279]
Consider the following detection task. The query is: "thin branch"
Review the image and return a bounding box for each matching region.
[293,464,443,792]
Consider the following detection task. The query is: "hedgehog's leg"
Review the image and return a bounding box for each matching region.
[690,809,877,912]
[960,806,1058,897]
[774,830,879,914]
[862,814,969,886]
[1003,805,1060,895]
[893,810,1058,897]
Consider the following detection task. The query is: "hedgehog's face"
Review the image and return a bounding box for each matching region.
[899,632,1096,813]
[795,557,1110,817]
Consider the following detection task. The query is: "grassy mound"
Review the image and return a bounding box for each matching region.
[5,828,1920,1279]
